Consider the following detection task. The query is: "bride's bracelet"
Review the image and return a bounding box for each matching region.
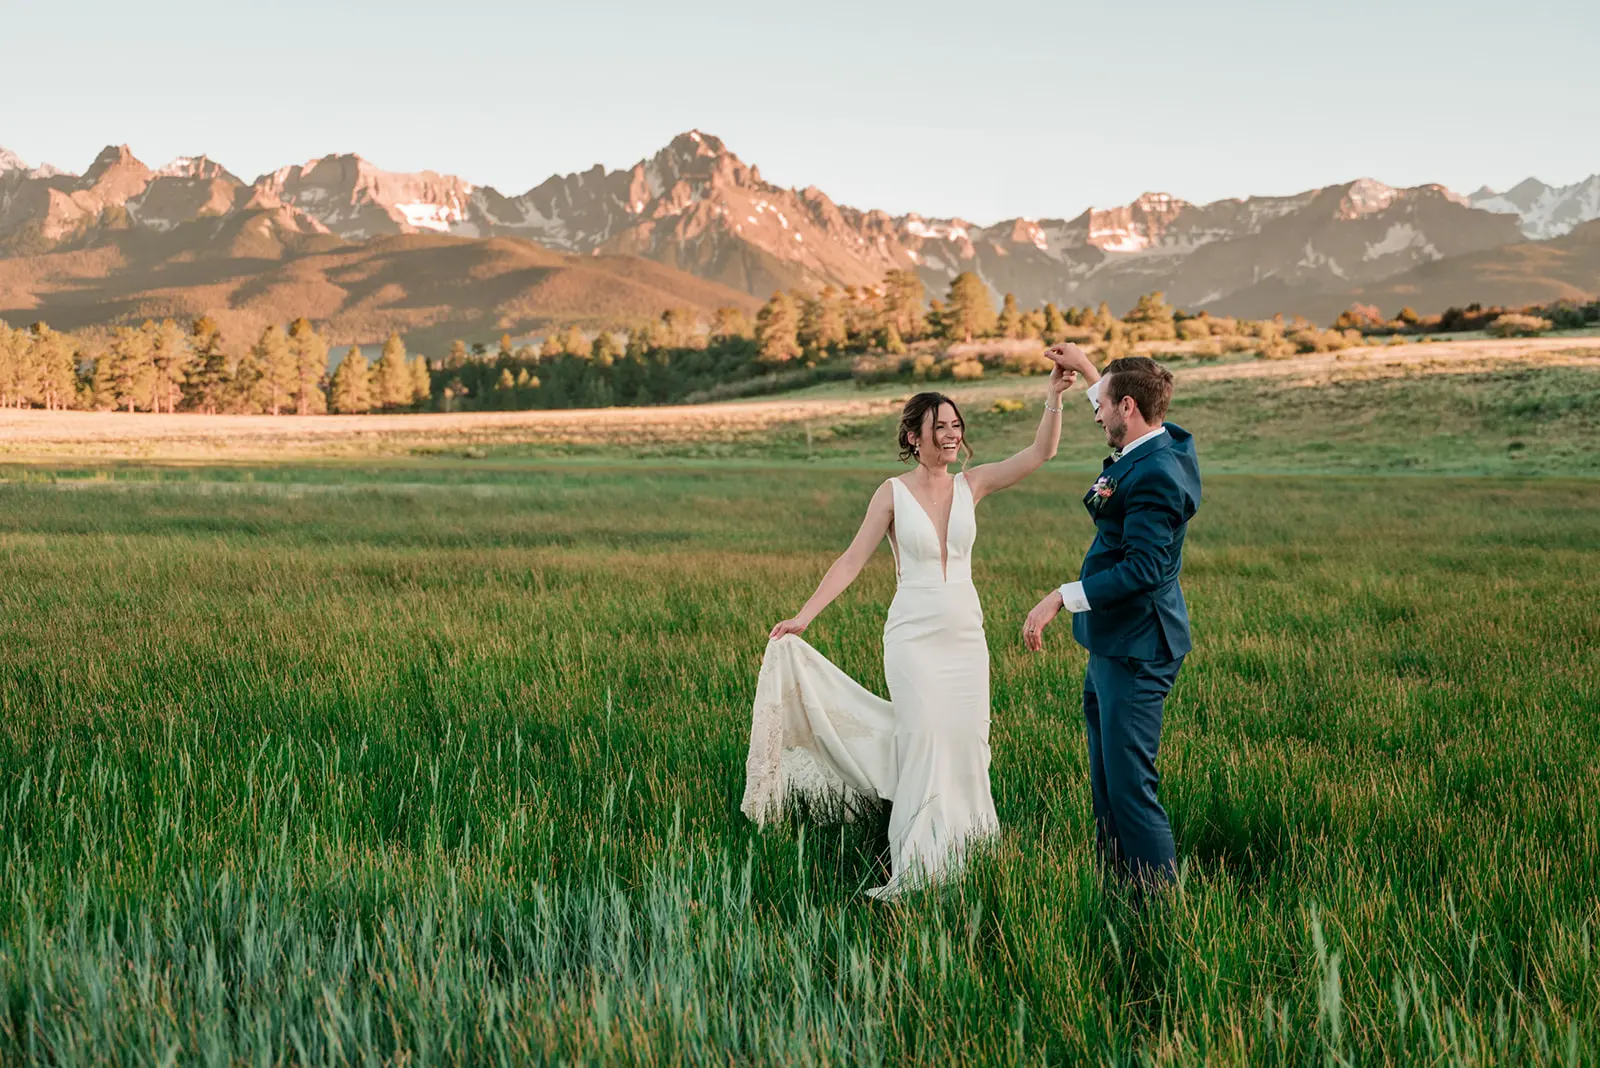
[1044,400,1063,413]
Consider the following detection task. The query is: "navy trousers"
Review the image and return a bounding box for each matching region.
[1083,653,1183,884]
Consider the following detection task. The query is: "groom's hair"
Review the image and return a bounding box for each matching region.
[1102,357,1174,423]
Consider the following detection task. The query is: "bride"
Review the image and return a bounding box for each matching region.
[742,351,1082,898]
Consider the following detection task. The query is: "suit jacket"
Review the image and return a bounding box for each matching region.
[1071,424,1201,660]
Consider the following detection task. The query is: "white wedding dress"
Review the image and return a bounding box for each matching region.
[742,472,999,898]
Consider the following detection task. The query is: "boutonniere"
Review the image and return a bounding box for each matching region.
[1084,475,1118,513]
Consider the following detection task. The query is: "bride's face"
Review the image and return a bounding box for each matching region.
[917,402,964,464]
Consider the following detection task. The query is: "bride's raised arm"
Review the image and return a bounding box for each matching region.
[769,480,896,640]
[963,347,1087,502]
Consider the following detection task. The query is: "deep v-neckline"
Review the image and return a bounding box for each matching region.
[895,472,962,581]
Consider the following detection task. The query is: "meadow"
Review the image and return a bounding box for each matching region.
[1,360,1598,1064]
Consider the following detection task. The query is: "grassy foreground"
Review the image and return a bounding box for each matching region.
[0,456,1596,1065]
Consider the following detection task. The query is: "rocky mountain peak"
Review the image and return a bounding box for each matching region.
[659,130,736,167]
[642,130,752,192]
[1130,192,1188,214]
[157,155,241,184]
[1501,177,1556,211]
[1075,192,1192,253]
[1336,178,1399,219]
[1470,174,1600,240]
[0,146,28,173]
[82,144,151,187]
[252,153,478,238]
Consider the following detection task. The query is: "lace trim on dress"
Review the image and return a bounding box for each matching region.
[741,651,878,826]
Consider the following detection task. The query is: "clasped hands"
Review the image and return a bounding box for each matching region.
[1044,341,1096,379]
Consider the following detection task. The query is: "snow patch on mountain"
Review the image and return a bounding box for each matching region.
[1471,175,1600,239]
[1092,228,1148,253]
[1363,223,1438,262]
[395,201,465,232]
[1299,241,1345,278]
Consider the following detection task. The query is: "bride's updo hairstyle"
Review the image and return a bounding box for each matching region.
[897,392,973,466]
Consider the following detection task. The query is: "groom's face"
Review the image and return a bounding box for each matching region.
[1096,374,1130,448]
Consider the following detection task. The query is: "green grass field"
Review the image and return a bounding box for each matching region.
[2,370,1598,1064]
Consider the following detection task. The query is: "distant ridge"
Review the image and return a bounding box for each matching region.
[1,135,1596,340]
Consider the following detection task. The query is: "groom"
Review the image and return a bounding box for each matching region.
[1023,345,1201,887]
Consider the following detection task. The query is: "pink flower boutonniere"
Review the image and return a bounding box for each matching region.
[1084,475,1118,514]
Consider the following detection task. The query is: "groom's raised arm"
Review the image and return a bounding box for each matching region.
[1045,345,1103,613]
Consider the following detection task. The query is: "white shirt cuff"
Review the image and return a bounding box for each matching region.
[1059,582,1091,613]
[1084,379,1102,412]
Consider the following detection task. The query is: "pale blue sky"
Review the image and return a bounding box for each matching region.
[4,0,1595,223]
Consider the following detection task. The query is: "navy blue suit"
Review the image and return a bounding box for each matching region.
[1071,425,1200,883]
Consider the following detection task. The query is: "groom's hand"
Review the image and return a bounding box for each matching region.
[1044,343,1094,377]
[1022,590,1065,652]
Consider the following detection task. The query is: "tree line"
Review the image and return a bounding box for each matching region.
[426,274,1228,411]
[0,317,430,413]
[1334,299,1600,337]
[3,275,1595,414]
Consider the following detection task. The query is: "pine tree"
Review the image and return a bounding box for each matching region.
[446,339,469,368]
[227,349,266,414]
[495,368,516,391]
[99,324,155,412]
[711,306,752,340]
[254,324,295,416]
[800,286,847,353]
[374,332,412,409]
[410,356,432,407]
[287,318,328,415]
[1043,303,1068,343]
[997,293,1023,339]
[29,324,79,411]
[148,318,192,413]
[591,331,621,366]
[1125,291,1177,340]
[328,347,373,413]
[882,269,926,338]
[560,325,591,359]
[841,284,880,344]
[658,308,692,348]
[625,326,655,360]
[944,273,997,342]
[755,292,802,364]
[540,334,563,359]
[1085,302,1116,341]
[498,333,515,361]
[884,321,907,355]
[0,324,23,407]
[184,317,231,414]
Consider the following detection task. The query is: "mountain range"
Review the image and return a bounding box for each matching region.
[2,133,1597,347]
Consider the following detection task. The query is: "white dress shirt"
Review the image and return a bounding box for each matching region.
[1058,379,1166,613]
